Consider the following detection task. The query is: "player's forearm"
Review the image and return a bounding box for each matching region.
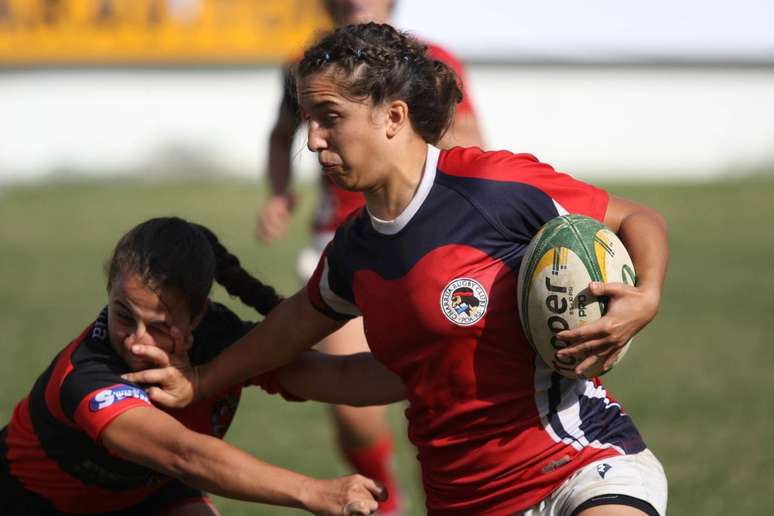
[105,409,326,511]
[199,290,342,400]
[170,432,313,508]
[278,352,406,406]
[267,125,295,196]
[616,205,669,304]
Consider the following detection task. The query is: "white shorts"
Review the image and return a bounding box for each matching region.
[296,231,335,284]
[518,449,668,516]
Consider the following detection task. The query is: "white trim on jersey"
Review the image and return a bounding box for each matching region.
[553,199,569,216]
[533,357,625,455]
[368,145,441,235]
[319,257,361,317]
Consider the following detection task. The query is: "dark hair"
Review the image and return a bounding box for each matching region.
[106,217,282,318]
[294,22,462,144]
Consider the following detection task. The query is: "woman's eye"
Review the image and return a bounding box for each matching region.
[117,312,134,324]
[149,324,169,337]
[321,113,340,126]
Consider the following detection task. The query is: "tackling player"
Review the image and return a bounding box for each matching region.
[0,217,384,515]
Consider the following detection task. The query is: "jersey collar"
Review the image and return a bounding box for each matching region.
[368,144,440,235]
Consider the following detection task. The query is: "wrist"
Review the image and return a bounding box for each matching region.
[636,283,662,318]
[270,192,294,203]
[294,475,319,511]
[262,193,295,217]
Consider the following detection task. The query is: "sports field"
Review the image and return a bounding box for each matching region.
[1,175,772,515]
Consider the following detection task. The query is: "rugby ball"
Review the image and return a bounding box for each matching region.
[517,214,636,378]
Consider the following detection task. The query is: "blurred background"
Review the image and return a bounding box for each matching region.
[1,1,773,514]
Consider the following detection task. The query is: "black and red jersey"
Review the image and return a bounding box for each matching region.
[308,145,645,515]
[1,302,253,514]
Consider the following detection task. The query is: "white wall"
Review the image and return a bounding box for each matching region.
[2,65,774,184]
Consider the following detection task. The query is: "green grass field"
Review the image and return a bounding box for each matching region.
[1,175,773,515]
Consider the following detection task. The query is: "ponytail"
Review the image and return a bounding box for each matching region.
[193,224,284,316]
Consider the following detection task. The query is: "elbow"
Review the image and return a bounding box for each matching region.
[621,203,668,235]
[646,205,668,233]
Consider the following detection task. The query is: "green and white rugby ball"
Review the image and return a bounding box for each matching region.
[517,214,636,378]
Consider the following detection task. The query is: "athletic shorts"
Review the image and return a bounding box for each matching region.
[517,448,668,516]
[297,231,336,284]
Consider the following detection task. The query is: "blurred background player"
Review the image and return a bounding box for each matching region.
[256,3,483,512]
[0,217,384,516]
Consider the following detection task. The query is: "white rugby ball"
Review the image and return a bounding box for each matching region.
[517,214,636,378]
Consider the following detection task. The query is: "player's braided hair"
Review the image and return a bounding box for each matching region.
[192,224,283,316]
[294,22,463,144]
[106,217,282,318]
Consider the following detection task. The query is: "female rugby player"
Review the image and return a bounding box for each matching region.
[257,4,484,513]
[0,217,383,515]
[130,24,670,516]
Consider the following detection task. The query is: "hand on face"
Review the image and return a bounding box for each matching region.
[122,326,199,408]
[554,281,660,376]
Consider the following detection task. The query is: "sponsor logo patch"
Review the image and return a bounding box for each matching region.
[440,278,488,326]
[89,384,150,412]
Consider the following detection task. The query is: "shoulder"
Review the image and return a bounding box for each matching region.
[66,309,128,383]
[438,146,544,182]
[436,147,609,226]
[44,311,145,431]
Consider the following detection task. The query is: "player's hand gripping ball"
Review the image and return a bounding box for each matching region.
[517,214,636,378]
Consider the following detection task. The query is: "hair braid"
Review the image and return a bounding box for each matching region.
[193,225,284,316]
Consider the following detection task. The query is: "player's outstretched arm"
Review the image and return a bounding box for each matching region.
[124,289,344,408]
[273,351,406,406]
[101,407,385,515]
[557,196,669,374]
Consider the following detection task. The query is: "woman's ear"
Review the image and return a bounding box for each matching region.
[385,100,410,138]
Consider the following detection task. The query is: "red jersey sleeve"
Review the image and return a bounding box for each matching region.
[497,152,609,222]
[440,147,609,224]
[72,383,153,441]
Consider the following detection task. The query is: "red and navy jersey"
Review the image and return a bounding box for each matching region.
[308,146,645,515]
[311,42,478,233]
[1,302,253,514]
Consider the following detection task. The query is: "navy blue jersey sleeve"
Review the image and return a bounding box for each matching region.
[306,234,361,321]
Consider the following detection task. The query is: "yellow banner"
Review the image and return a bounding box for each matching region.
[0,0,331,65]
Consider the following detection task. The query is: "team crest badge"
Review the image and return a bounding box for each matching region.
[440,278,488,326]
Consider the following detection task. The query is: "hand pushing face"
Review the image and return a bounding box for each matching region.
[107,273,196,371]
